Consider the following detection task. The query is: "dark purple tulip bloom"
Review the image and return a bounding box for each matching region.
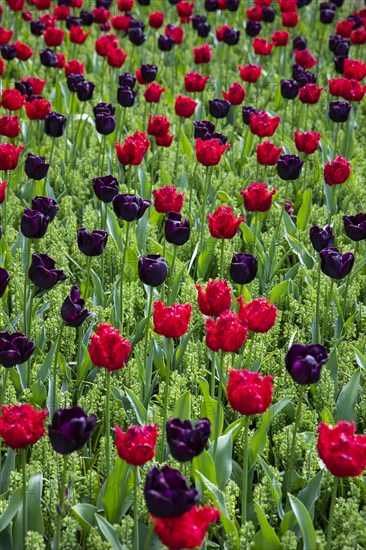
[77,228,108,256]
[292,63,305,80]
[285,200,294,215]
[165,213,190,246]
[246,21,261,37]
[0,332,35,368]
[1,44,16,60]
[329,100,351,123]
[262,7,276,22]
[61,285,92,327]
[92,175,118,203]
[223,28,240,45]
[15,81,33,97]
[112,194,151,222]
[343,214,366,242]
[166,418,211,462]
[280,79,300,100]
[76,81,95,101]
[117,86,138,108]
[194,120,215,139]
[205,0,218,11]
[208,98,230,119]
[21,209,50,239]
[39,48,58,67]
[329,35,350,56]
[29,254,66,291]
[277,154,304,181]
[285,343,328,385]
[128,27,146,46]
[242,106,259,125]
[144,466,200,518]
[48,407,97,455]
[141,64,158,83]
[158,35,174,51]
[97,0,112,7]
[293,36,307,50]
[348,14,362,28]
[320,2,336,24]
[93,102,115,117]
[229,253,258,285]
[192,14,206,30]
[119,73,136,88]
[204,132,228,144]
[80,10,95,26]
[320,247,355,280]
[129,19,145,30]
[297,71,317,87]
[24,154,49,181]
[310,224,334,252]
[197,22,211,38]
[138,254,168,287]
[227,0,239,10]
[66,16,82,29]
[0,267,10,298]
[94,109,116,135]
[297,0,311,5]
[45,112,67,138]
[334,55,345,74]
[30,20,46,36]
[32,196,59,221]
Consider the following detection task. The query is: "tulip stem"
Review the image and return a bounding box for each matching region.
[143,518,157,550]
[199,167,211,258]
[142,287,154,401]
[85,256,92,300]
[281,100,288,142]
[74,102,86,150]
[120,221,131,328]
[342,242,358,318]
[219,238,225,279]
[285,385,304,496]
[105,370,111,479]
[167,245,177,306]
[21,448,27,547]
[323,279,335,342]
[0,369,8,410]
[245,332,255,369]
[160,337,173,462]
[315,259,322,343]
[133,466,139,550]
[326,477,339,550]
[213,350,224,460]
[51,323,64,418]
[241,415,250,526]
[55,454,68,550]
[174,118,183,181]
[333,123,340,160]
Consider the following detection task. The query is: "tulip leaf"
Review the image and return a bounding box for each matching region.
[192,450,217,486]
[179,127,192,157]
[26,473,44,535]
[0,487,22,531]
[197,236,216,280]
[71,503,97,533]
[259,457,284,519]
[210,424,240,489]
[102,459,133,524]
[284,233,314,269]
[0,448,15,496]
[288,494,317,550]
[95,514,126,550]
[335,368,361,422]
[269,280,289,305]
[124,388,148,425]
[240,222,254,244]
[199,378,223,443]
[36,340,58,382]
[173,390,191,420]
[296,189,312,232]
[252,504,282,550]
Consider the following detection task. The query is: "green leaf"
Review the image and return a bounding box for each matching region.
[0,488,22,531]
[296,189,312,232]
[252,504,282,550]
[173,391,191,420]
[269,281,289,304]
[27,474,44,534]
[210,424,240,489]
[297,469,324,519]
[240,222,254,244]
[335,368,361,422]
[36,340,58,382]
[259,457,284,519]
[71,504,97,533]
[197,236,216,279]
[102,459,133,524]
[288,494,317,550]
[192,450,217,485]
[0,448,15,496]
[199,378,223,443]
[124,388,147,425]
[95,514,125,550]
[179,127,192,157]
[284,233,314,269]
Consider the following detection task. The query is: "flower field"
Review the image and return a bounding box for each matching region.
[1,0,366,548]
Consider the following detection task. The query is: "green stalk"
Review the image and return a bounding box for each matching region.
[167,245,177,306]
[219,238,225,279]
[342,241,358,318]
[120,221,131,328]
[21,448,27,547]
[105,370,111,479]
[199,167,211,256]
[213,350,224,460]
[143,518,157,550]
[55,455,68,550]
[142,288,154,400]
[285,386,304,494]
[51,323,65,418]
[173,117,183,180]
[326,477,339,550]
[323,279,335,342]
[133,466,140,550]
[241,415,250,526]
[160,337,173,462]
[315,259,322,343]
[0,369,8,410]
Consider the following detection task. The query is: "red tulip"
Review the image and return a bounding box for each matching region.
[115,424,158,466]
[116,132,151,165]
[227,369,273,415]
[42,27,64,47]
[0,143,24,170]
[350,28,366,45]
[153,301,192,338]
[177,1,194,23]
[206,311,248,352]
[107,47,127,69]
[0,89,25,111]
[252,38,275,55]
[195,138,230,166]
[241,182,276,212]
[21,77,46,95]
[149,11,164,28]
[215,24,230,41]
[222,82,246,105]
[193,44,212,64]
[25,98,51,120]
[207,206,245,239]
[335,20,354,38]
[70,26,91,44]
[324,155,351,186]
[238,296,277,332]
[95,34,118,57]
[0,181,7,204]
[111,15,130,31]
[249,111,281,138]
[175,95,197,118]
[328,78,366,101]
[152,185,184,213]
[165,24,184,44]
[343,59,366,81]
[89,323,132,371]
[294,130,321,155]
[282,11,299,27]
[0,115,21,138]
[256,141,282,165]
[295,48,317,69]
[246,6,263,21]
[0,27,14,45]
[0,404,48,449]
[238,64,262,83]
[271,30,289,46]
[148,114,170,138]
[317,421,366,477]
[196,279,232,317]
[298,84,323,104]
[144,83,165,103]
[184,71,209,93]
[156,133,174,147]
[13,41,33,61]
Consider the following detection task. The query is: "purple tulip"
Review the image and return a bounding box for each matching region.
[320,247,355,280]
[138,254,168,287]
[76,81,95,102]
[113,194,151,222]
[119,73,136,88]
[28,254,66,291]
[280,79,300,100]
[246,21,261,37]
[166,418,211,461]
[194,120,215,140]
[45,112,67,138]
[0,267,10,298]
[277,154,304,181]
[61,286,92,327]
[31,196,59,222]
[24,154,49,181]
[92,175,119,203]
[262,7,276,22]
[165,213,190,246]
[48,407,97,455]
[39,48,57,67]
[223,28,240,45]
[310,224,334,252]
[0,332,35,368]
[117,87,138,108]
[329,100,351,123]
[229,253,258,285]
[293,37,307,51]
[21,209,50,239]
[158,35,174,51]
[285,343,328,385]
[67,74,85,93]
[140,64,158,83]
[343,213,366,242]
[208,98,230,119]
[77,228,108,257]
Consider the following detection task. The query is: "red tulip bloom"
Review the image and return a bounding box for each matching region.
[21,77,46,95]
[111,15,131,31]
[177,1,194,23]
[253,38,275,55]
[153,185,184,213]
[294,130,321,155]
[336,20,354,38]
[115,424,158,466]
[328,78,366,101]
[5,0,25,9]
[0,404,48,449]
[324,155,351,186]
[156,133,174,147]
[55,53,66,69]
[298,84,323,104]
[246,6,263,21]
[227,369,273,415]
[65,59,84,78]
[255,0,272,5]
[0,143,24,170]
[117,0,133,10]
[22,10,32,20]
[144,83,165,103]
[53,5,70,19]
[116,132,151,166]
[0,181,8,204]
[195,138,230,166]
[317,422,366,477]
[153,301,192,338]
[343,59,366,81]
[149,11,164,28]
[256,141,282,165]
[295,49,317,69]
[70,26,91,44]
[0,115,21,138]
[95,34,119,57]
[282,11,299,27]
[241,182,276,212]
[215,24,230,41]
[222,82,246,105]
[148,114,170,138]
[0,27,14,45]
[184,72,209,93]
[193,44,212,64]
[0,58,5,77]
[238,296,277,333]
[207,206,245,239]
[238,64,262,83]
[249,111,281,138]
[154,506,220,550]
[175,95,197,118]
[271,30,289,46]
[42,26,64,47]
[196,279,232,317]
[13,41,34,61]
[165,24,184,44]
[350,28,366,45]
[25,98,51,120]
[206,311,248,352]
[107,47,127,69]
[89,323,132,371]
[92,7,111,24]
[1,88,25,111]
